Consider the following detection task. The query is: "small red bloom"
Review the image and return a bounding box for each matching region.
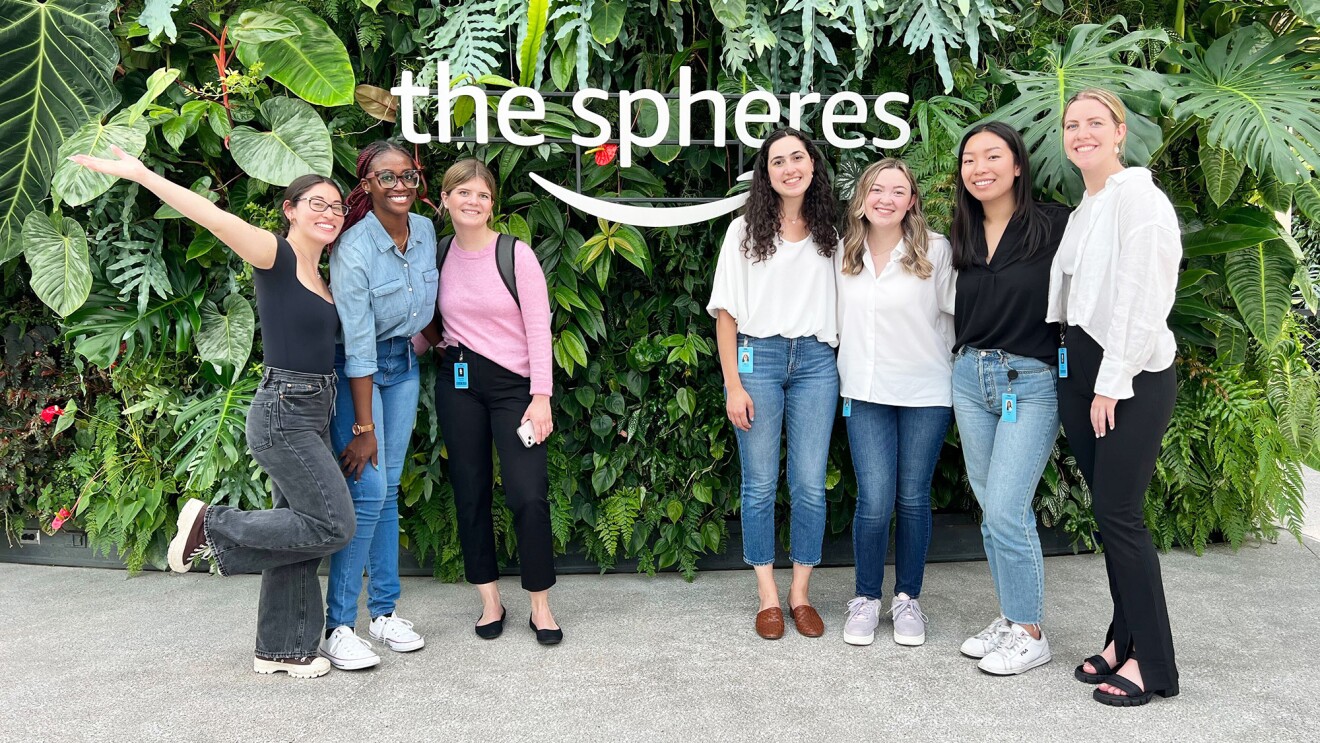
[40,405,63,424]
[51,509,71,532]
[595,143,619,166]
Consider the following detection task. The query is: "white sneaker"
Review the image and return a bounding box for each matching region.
[977,624,1052,675]
[843,597,881,646]
[253,655,331,679]
[319,626,381,670]
[960,616,1010,658]
[890,593,928,646]
[369,613,425,652]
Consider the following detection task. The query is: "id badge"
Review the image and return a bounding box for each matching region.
[1057,347,1069,378]
[737,346,754,374]
[842,398,852,418]
[454,362,469,389]
[1001,393,1017,423]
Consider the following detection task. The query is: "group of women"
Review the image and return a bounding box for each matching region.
[70,85,1181,707]
[708,88,1181,707]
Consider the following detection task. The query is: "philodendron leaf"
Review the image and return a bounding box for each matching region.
[23,212,92,317]
[123,67,181,125]
[590,0,625,45]
[229,97,333,186]
[197,294,255,370]
[1200,143,1245,208]
[234,2,355,107]
[1225,238,1295,348]
[138,0,183,43]
[0,0,119,263]
[53,111,151,207]
[229,9,302,44]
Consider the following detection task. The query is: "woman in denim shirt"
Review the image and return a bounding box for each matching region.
[320,140,438,670]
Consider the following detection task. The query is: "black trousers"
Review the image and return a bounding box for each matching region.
[1057,327,1178,692]
[435,345,556,592]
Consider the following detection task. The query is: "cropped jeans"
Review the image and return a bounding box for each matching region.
[732,335,838,567]
[326,338,420,629]
[951,347,1059,626]
[205,367,354,659]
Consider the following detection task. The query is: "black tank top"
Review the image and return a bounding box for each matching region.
[253,235,339,374]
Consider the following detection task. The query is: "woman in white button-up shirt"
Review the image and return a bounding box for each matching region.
[835,159,955,648]
[1048,88,1182,707]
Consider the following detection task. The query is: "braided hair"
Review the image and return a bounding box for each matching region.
[342,139,418,232]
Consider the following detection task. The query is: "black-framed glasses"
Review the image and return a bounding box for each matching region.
[368,169,422,189]
[295,197,349,216]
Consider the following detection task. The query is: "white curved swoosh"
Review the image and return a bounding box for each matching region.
[529,172,752,228]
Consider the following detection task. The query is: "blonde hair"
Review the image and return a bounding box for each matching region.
[1066,88,1127,157]
[841,159,933,279]
[439,158,498,220]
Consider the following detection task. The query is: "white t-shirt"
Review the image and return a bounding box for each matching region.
[706,216,839,347]
[1046,167,1181,399]
[836,234,956,407]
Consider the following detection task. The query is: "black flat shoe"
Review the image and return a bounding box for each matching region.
[1092,674,1179,707]
[529,615,563,645]
[1074,654,1116,684]
[475,605,506,640]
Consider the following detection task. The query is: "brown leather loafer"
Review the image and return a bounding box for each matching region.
[789,604,825,637]
[755,607,785,640]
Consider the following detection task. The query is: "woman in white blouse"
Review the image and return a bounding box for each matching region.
[1046,88,1182,707]
[835,159,955,648]
[707,128,840,641]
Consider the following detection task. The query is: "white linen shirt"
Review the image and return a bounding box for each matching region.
[1046,167,1181,400]
[706,216,839,347]
[836,234,956,407]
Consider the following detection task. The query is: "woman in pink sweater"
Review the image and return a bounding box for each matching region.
[415,159,561,644]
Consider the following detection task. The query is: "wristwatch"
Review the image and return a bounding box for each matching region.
[352,422,376,435]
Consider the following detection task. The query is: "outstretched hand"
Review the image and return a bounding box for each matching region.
[68,145,150,183]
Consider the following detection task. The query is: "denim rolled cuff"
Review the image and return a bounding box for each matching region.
[342,355,379,379]
[203,504,234,577]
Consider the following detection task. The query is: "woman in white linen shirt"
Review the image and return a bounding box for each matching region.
[835,159,955,648]
[1047,88,1182,707]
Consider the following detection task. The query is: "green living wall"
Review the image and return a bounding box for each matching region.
[2,0,1319,577]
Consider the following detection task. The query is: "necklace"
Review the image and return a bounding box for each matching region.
[782,213,803,226]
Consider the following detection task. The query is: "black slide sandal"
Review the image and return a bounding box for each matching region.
[1092,674,1179,707]
[1074,654,1114,684]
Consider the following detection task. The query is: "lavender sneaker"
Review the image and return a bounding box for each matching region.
[843,597,881,646]
[890,593,928,646]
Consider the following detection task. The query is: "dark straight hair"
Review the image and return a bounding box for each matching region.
[278,174,341,237]
[949,121,1050,271]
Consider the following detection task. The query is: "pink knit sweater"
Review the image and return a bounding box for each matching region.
[437,236,553,397]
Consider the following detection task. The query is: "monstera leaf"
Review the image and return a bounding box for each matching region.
[1165,26,1320,186]
[234,2,354,107]
[0,0,119,263]
[229,97,333,186]
[983,17,1167,202]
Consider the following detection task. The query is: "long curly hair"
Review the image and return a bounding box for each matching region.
[740,128,838,263]
[841,158,934,279]
[342,139,421,232]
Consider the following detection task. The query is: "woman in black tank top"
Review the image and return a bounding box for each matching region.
[71,146,356,679]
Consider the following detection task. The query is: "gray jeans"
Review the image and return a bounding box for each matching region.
[204,367,355,658]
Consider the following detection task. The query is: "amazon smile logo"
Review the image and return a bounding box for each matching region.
[393,63,912,227]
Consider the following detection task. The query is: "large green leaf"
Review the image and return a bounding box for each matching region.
[229,9,302,44]
[1296,177,1320,223]
[197,294,255,370]
[233,2,355,107]
[1225,238,1295,348]
[170,375,259,493]
[22,212,91,317]
[517,0,550,88]
[229,97,333,186]
[52,111,150,207]
[984,17,1167,201]
[589,0,625,45]
[1200,143,1245,208]
[1165,27,1320,185]
[0,0,119,263]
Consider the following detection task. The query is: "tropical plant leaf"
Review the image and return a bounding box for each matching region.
[229,9,302,45]
[169,374,259,493]
[590,0,625,45]
[138,0,183,43]
[355,85,399,122]
[984,17,1167,201]
[197,294,255,370]
[419,0,514,85]
[229,97,333,186]
[517,0,550,88]
[22,212,92,317]
[1224,238,1295,348]
[1200,143,1245,208]
[233,1,355,107]
[52,111,151,207]
[1165,26,1320,185]
[1296,177,1320,224]
[65,265,204,368]
[0,0,119,263]
[124,67,181,125]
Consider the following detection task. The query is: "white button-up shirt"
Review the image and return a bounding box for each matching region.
[836,234,956,407]
[1046,167,1181,399]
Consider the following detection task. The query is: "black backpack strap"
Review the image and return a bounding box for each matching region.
[496,233,520,308]
[436,233,453,275]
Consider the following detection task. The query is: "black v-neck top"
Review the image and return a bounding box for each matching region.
[952,203,1071,363]
[252,235,339,374]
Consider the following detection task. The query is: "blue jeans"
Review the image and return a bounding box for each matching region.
[732,335,838,567]
[846,402,950,600]
[326,338,420,629]
[951,347,1058,625]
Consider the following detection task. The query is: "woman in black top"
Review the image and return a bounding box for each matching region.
[947,123,1070,676]
[71,146,355,679]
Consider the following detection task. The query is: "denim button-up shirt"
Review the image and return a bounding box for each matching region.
[330,211,438,378]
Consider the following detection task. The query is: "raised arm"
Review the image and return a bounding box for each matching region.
[69,146,277,268]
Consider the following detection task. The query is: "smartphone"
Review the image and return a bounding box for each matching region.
[517,420,538,448]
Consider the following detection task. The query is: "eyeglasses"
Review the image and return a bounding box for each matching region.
[368,169,422,189]
[294,197,349,216]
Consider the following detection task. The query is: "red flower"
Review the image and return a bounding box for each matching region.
[594,143,619,166]
[51,508,71,532]
[39,405,63,424]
